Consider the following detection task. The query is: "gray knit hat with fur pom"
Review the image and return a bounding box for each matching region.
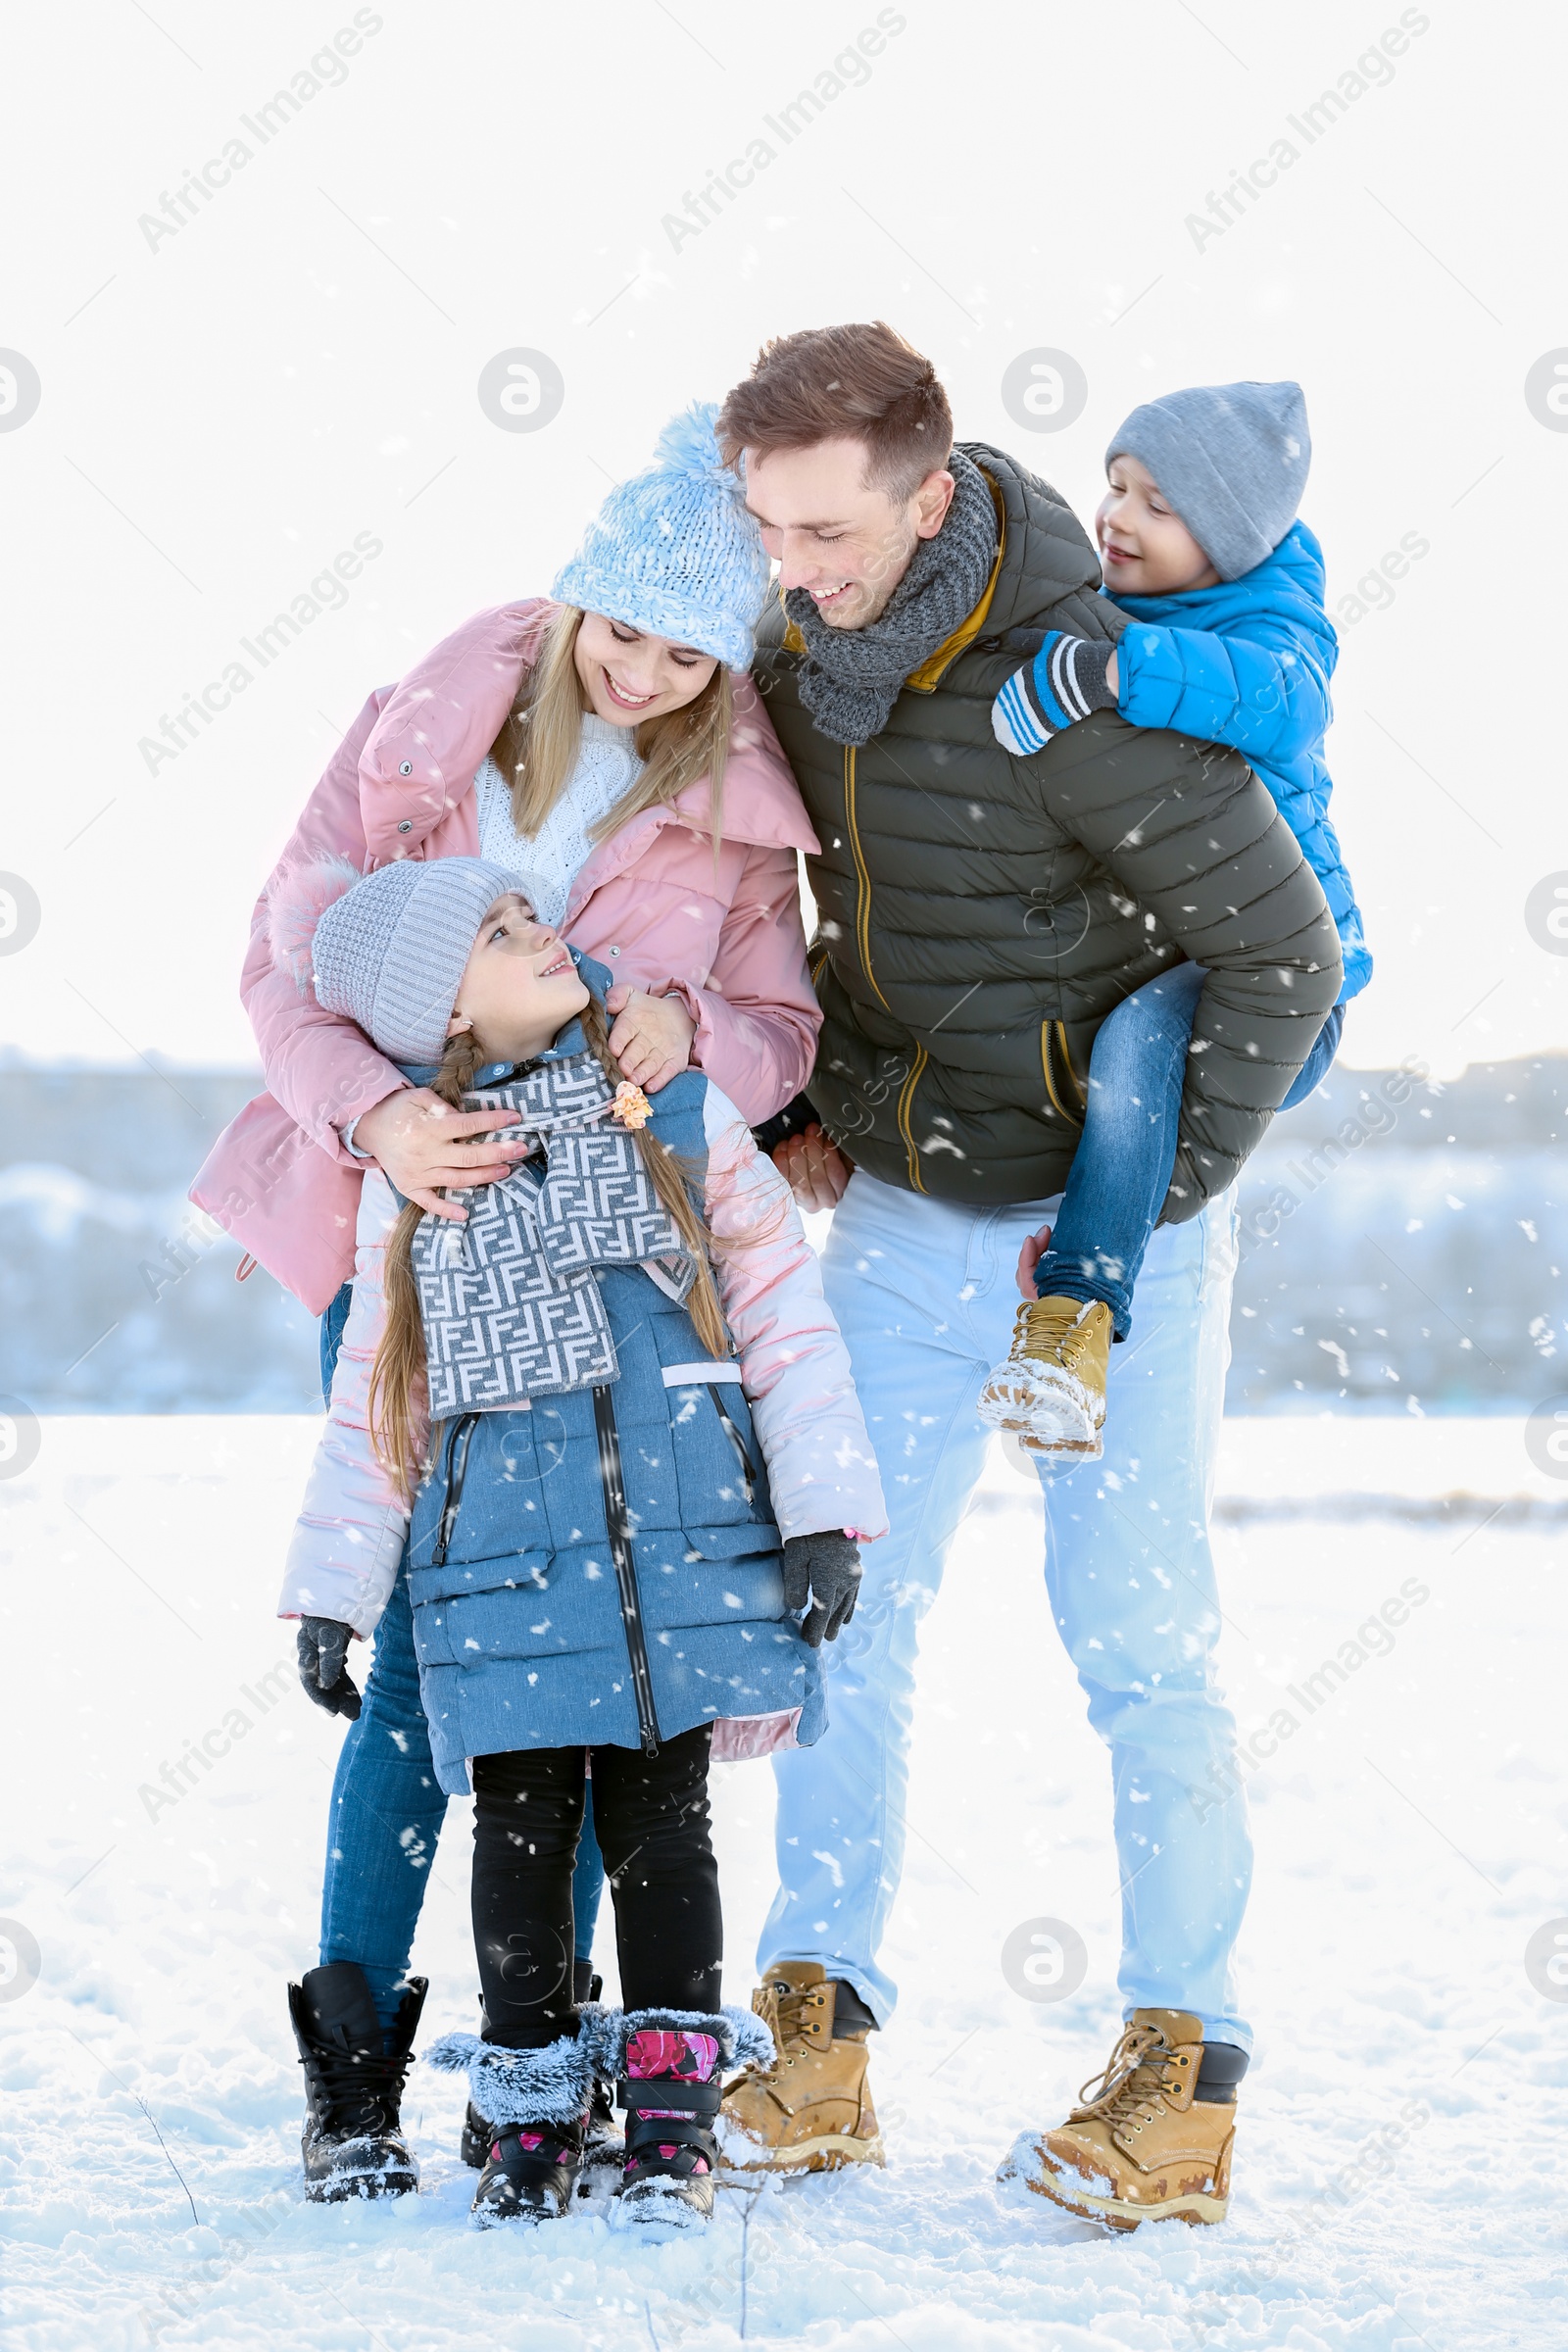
[308,858,521,1064]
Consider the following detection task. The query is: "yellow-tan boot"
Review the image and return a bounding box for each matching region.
[977,1298,1112,1460]
[718,1964,884,2173]
[1004,2010,1237,2229]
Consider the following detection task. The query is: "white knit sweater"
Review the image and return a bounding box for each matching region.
[473,714,644,927]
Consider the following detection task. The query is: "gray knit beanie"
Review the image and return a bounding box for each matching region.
[1106,380,1309,582]
[309,858,522,1063]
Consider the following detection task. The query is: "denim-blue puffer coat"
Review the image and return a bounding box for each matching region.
[401,1042,826,1788]
[1109,521,1370,1003]
[280,979,888,1796]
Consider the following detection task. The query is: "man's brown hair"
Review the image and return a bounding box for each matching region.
[716,321,954,500]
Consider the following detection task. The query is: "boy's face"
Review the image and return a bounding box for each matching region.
[1096,455,1221,597]
[448,895,591,1066]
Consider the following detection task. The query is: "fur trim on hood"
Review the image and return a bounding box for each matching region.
[266,853,365,993]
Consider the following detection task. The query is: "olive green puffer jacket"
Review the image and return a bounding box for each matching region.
[752,441,1343,1218]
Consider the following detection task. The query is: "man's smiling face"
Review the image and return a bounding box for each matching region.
[744,438,956,631]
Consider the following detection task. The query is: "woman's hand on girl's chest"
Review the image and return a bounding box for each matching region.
[355,1086,530,1219]
[605,984,696,1094]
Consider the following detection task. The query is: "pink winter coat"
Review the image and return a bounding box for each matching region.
[191,601,821,1314]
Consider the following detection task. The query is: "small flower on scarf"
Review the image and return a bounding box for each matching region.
[612,1080,654,1130]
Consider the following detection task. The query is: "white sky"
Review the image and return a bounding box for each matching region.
[3,0,1563,1081]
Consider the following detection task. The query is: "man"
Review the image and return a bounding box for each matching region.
[714,322,1342,2229]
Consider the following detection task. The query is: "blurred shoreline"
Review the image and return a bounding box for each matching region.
[3,1054,1563,1416]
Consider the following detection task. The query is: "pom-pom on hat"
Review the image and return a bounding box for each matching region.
[552,401,770,671]
[270,856,522,1065]
[1106,380,1310,583]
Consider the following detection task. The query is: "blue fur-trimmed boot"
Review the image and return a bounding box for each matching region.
[603,2006,775,2235]
[459,1971,619,2173]
[426,2019,601,2226]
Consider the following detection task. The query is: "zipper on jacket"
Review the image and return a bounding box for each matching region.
[432,1413,480,1569]
[896,1045,929,1194]
[844,746,890,1010]
[710,1393,757,1505]
[1040,1022,1086,1131]
[592,1384,662,1758]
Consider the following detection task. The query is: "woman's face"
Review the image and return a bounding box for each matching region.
[573,611,719,725]
[447,895,590,1064]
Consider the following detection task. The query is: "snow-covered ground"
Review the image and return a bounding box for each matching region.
[5,1414,1567,2350]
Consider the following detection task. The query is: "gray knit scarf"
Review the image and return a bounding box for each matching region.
[784,448,999,748]
[411,1054,695,1415]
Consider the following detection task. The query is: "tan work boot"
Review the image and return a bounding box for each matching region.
[1005,2009,1235,2229]
[978,1297,1112,1459]
[718,1964,884,2173]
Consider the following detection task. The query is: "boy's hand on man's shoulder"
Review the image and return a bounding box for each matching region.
[993,632,1120,756]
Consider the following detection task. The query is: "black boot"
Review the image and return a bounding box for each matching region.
[607,2012,748,2233]
[426,2021,598,2228]
[288,1962,425,2202]
[460,1969,619,2173]
[472,2114,586,2226]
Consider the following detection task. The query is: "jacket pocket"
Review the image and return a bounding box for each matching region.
[405,1407,555,1598]
[660,1355,771,1529]
[631,1521,786,1639]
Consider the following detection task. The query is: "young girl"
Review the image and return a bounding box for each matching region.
[194,405,828,2189]
[275,855,886,2230]
[982,380,1369,1458]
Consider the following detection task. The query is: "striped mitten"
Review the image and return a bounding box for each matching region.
[992,633,1118,755]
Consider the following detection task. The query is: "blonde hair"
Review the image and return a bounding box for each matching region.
[368,998,732,1503]
[489,605,733,857]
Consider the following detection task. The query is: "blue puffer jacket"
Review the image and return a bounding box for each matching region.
[406,1052,813,1787]
[405,1237,824,1782]
[1108,521,1371,1003]
[281,984,888,1795]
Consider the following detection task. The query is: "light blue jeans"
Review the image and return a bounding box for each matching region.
[759,1171,1252,2050]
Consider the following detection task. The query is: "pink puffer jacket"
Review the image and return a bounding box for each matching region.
[191,601,821,1313]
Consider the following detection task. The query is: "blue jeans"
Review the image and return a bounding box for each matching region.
[760,1171,1253,2048]
[1037,972,1343,1338]
[316,1285,606,2034]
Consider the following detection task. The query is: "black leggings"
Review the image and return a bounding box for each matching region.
[470,1725,720,2049]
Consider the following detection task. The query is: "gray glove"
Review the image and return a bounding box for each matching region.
[781,1531,861,1648]
[297,1617,362,1719]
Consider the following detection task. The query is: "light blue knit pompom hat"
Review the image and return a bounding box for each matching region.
[552,401,770,671]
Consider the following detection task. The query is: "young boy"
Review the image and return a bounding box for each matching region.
[982,379,1370,1458]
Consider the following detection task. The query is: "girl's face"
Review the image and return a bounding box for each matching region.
[1096,454,1221,596]
[447,896,590,1064]
[573,610,719,725]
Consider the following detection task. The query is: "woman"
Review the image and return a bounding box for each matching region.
[193,404,821,2195]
